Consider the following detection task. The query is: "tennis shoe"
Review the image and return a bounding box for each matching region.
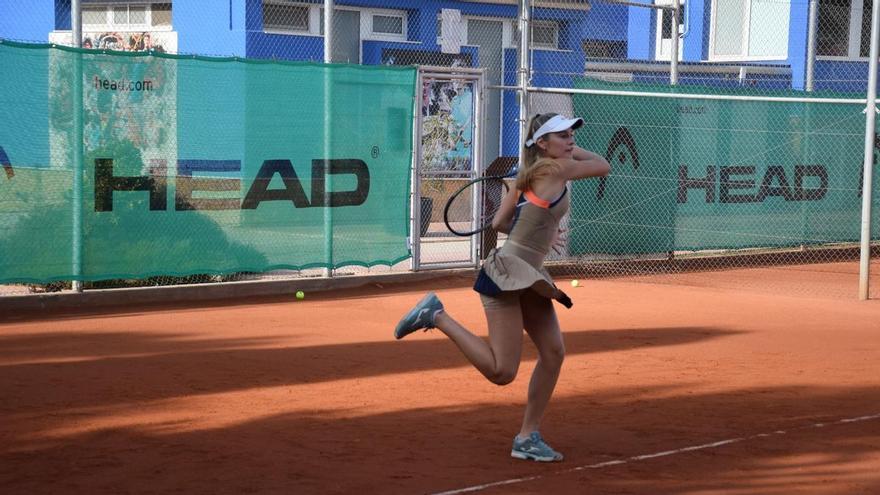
[511,432,564,462]
[394,292,443,339]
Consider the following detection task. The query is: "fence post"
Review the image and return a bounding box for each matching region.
[670,0,680,85]
[518,0,531,170]
[411,70,423,271]
[323,0,334,278]
[858,0,880,299]
[71,0,84,292]
[805,0,818,92]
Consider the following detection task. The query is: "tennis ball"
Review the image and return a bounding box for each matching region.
[570,279,580,288]
[296,291,305,300]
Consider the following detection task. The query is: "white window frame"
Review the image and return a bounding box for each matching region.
[262,1,318,36]
[436,16,517,48]
[81,3,173,32]
[263,3,407,42]
[708,0,789,62]
[355,8,407,42]
[443,16,566,51]
[367,11,407,41]
[654,0,686,61]
[817,0,873,61]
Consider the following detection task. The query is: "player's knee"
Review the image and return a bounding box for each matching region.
[490,367,518,386]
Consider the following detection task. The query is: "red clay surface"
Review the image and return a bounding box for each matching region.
[1,262,879,494]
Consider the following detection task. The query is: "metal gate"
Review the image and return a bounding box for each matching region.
[412,67,485,270]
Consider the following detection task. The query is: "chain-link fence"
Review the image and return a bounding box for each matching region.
[527,0,879,299]
[1,0,878,299]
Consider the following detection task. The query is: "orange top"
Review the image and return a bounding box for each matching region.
[522,190,551,209]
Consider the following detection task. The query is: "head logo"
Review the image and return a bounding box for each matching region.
[596,127,638,200]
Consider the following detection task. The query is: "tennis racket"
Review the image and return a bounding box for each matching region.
[443,169,517,236]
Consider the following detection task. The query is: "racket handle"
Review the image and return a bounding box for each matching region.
[554,290,573,309]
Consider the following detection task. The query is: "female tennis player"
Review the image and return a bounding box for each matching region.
[394,113,610,462]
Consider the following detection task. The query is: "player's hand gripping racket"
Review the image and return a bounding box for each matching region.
[443,168,517,237]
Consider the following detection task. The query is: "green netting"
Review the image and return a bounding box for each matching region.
[569,78,880,256]
[0,40,416,283]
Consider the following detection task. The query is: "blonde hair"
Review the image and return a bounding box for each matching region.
[521,113,558,171]
[516,158,562,192]
[517,113,561,191]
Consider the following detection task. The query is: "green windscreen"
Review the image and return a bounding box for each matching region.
[0,40,415,283]
[570,79,880,256]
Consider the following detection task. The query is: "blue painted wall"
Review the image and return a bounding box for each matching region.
[54,0,72,32]
[174,0,247,56]
[626,1,705,63]
[242,0,622,63]
[245,0,517,60]
[581,2,628,43]
[627,4,652,60]
[5,0,876,97]
[814,60,871,93]
[622,0,874,94]
[0,0,55,43]
[498,44,589,158]
[247,32,323,61]
[683,0,706,60]
[46,1,247,56]
[25,0,880,93]
[241,0,615,159]
[786,0,809,90]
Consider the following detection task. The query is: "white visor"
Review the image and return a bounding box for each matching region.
[524,115,584,148]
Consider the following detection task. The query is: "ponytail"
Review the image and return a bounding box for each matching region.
[518,113,562,192]
[521,113,558,170]
[516,158,562,192]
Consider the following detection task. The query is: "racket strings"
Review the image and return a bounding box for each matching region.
[443,177,509,236]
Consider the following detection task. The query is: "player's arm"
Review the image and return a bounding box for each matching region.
[491,185,520,234]
[559,147,611,180]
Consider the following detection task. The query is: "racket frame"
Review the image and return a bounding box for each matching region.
[443,170,516,237]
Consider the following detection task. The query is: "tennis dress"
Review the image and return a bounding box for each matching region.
[474,186,571,306]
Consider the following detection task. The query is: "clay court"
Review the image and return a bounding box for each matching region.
[1,262,879,494]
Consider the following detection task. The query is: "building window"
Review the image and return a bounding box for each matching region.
[364,11,407,41]
[152,3,172,28]
[660,3,685,40]
[263,2,311,33]
[818,0,873,58]
[264,3,406,41]
[531,20,559,49]
[710,0,789,60]
[439,15,517,49]
[372,14,404,36]
[82,3,172,31]
[82,7,108,28]
[126,6,146,26]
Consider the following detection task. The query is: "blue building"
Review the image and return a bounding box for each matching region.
[625,0,875,92]
[3,0,609,160]
[0,0,874,158]
[3,1,873,88]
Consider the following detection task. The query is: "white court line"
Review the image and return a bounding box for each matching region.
[431,413,880,495]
